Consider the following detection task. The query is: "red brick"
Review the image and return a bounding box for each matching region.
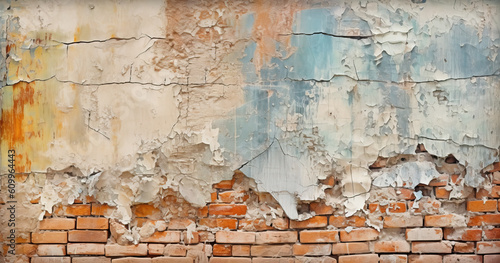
[112,258,151,263]
[293,244,331,256]
[67,243,105,255]
[374,241,410,253]
[409,198,440,214]
[72,257,111,263]
[39,218,75,230]
[477,241,500,254]
[183,231,200,244]
[443,255,482,263]
[36,245,66,256]
[16,244,38,257]
[300,230,338,243]
[216,231,256,244]
[213,179,234,189]
[467,200,497,212]
[218,191,249,203]
[256,231,297,244]
[368,203,387,213]
[435,187,451,199]
[211,192,218,202]
[251,245,292,257]
[310,202,334,215]
[31,257,71,263]
[209,204,247,216]
[213,244,232,256]
[380,255,407,263]
[384,215,423,228]
[331,242,370,255]
[397,188,416,200]
[164,244,187,256]
[454,242,475,253]
[484,228,500,240]
[32,232,67,244]
[152,257,193,263]
[320,175,336,186]
[338,254,378,263]
[406,228,442,241]
[428,174,449,186]
[329,216,365,228]
[412,241,452,253]
[425,214,461,227]
[485,255,500,263]
[168,218,195,230]
[238,219,274,231]
[198,206,209,217]
[200,218,238,229]
[68,230,108,242]
[105,244,148,256]
[290,216,327,229]
[199,231,215,242]
[468,214,500,226]
[57,204,91,216]
[388,202,406,213]
[133,204,161,218]
[140,231,181,243]
[443,228,482,241]
[209,258,251,263]
[339,228,379,242]
[232,245,250,256]
[252,258,294,263]
[91,204,116,216]
[271,218,289,230]
[148,244,165,255]
[77,217,108,229]
[408,255,442,263]
[476,186,500,198]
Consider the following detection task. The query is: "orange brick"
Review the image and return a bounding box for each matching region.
[428,174,449,186]
[340,228,379,242]
[91,204,116,216]
[213,179,234,189]
[380,255,407,263]
[216,231,256,244]
[406,228,442,241]
[37,245,66,256]
[271,218,289,230]
[368,203,387,213]
[164,244,187,256]
[232,245,250,256]
[58,204,91,216]
[105,244,148,256]
[293,244,331,256]
[435,187,450,199]
[67,243,105,255]
[200,218,238,229]
[183,231,200,244]
[320,175,336,186]
[213,244,232,256]
[16,234,31,243]
[339,254,379,263]
[443,228,482,241]
[140,231,181,243]
[468,214,500,226]
[412,241,452,253]
[477,241,500,254]
[68,230,108,242]
[397,188,416,200]
[485,255,500,263]
[77,217,108,229]
[255,231,297,244]
[72,257,111,263]
[198,231,215,242]
[300,230,338,243]
[148,244,165,255]
[209,258,250,263]
[168,218,195,230]
[476,186,500,198]
[290,216,327,229]
[454,242,475,253]
[238,219,274,231]
[388,202,406,213]
[218,191,249,203]
[32,232,67,244]
[374,241,410,253]
[211,192,218,202]
[425,214,459,227]
[133,204,161,217]
[251,245,292,257]
[39,218,75,230]
[209,204,247,216]
[408,255,442,263]
[198,206,209,217]
[31,257,71,263]
[16,244,38,257]
[329,216,365,228]
[331,242,370,255]
[443,255,482,263]
[310,202,334,215]
[467,200,497,212]
[409,199,440,214]
[113,258,151,263]
[484,228,500,240]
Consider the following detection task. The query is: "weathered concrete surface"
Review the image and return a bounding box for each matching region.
[1,0,499,221]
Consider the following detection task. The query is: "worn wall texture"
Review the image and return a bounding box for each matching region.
[1,0,499,262]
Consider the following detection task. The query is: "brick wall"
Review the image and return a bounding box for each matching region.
[2,170,500,263]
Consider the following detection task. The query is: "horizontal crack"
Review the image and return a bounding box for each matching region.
[280,32,373,40]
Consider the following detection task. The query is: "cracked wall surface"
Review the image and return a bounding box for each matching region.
[1,0,499,226]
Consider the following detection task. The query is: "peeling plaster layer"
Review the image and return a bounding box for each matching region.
[1,0,499,221]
